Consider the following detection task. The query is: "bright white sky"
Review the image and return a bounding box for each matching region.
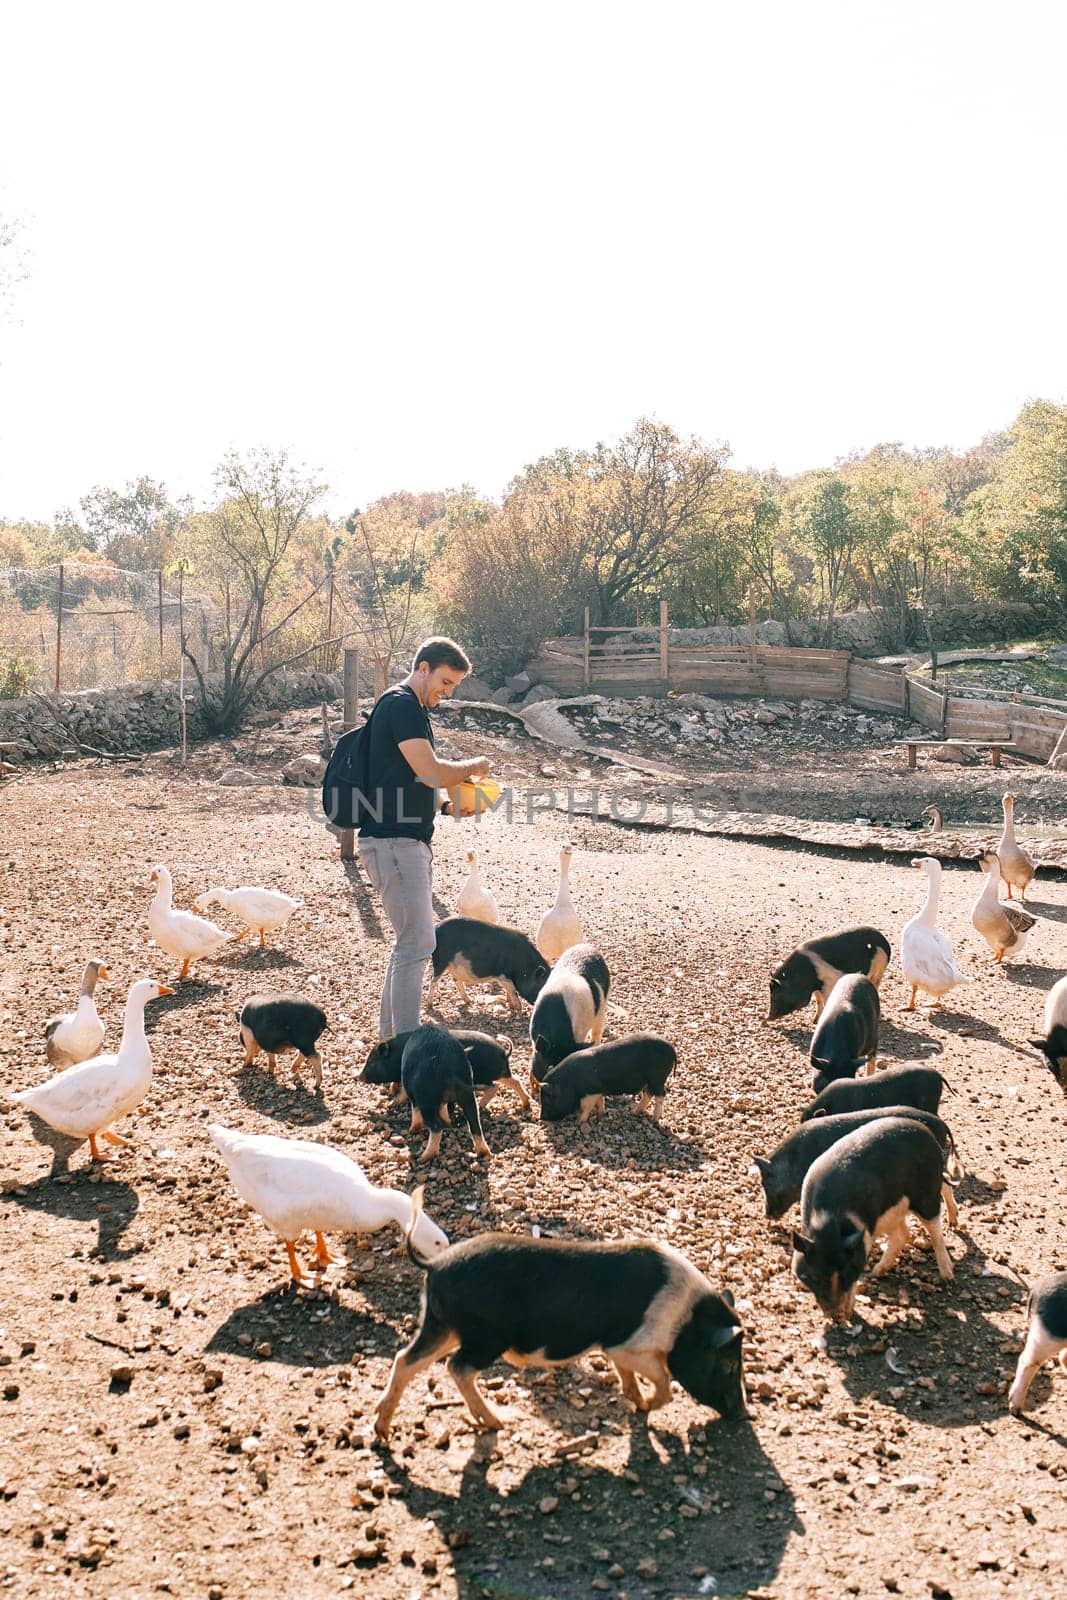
[0,0,1064,523]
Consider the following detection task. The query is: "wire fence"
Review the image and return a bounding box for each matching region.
[0,563,412,700]
[0,564,219,694]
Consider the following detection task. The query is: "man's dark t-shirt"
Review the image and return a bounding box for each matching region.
[358,685,437,843]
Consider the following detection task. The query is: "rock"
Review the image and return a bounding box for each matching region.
[217,768,275,787]
[754,708,778,725]
[453,676,494,701]
[505,672,532,693]
[489,688,514,706]
[281,754,326,786]
[521,684,558,706]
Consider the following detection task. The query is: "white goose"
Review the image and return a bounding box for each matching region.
[12,978,171,1161]
[536,845,583,963]
[45,959,109,1067]
[972,852,1038,962]
[901,858,972,1009]
[456,850,499,924]
[997,794,1036,901]
[208,1125,450,1285]
[194,885,303,948]
[148,864,232,978]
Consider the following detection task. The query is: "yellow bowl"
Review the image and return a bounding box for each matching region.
[455,778,501,816]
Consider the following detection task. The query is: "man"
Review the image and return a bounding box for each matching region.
[358,636,491,1040]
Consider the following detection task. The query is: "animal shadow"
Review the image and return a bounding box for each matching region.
[205,1286,397,1367]
[1022,897,1067,925]
[234,1065,330,1126]
[226,947,301,973]
[831,1230,1025,1426]
[371,1405,800,1599]
[1,1158,140,1259]
[997,964,1064,991]
[151,980,225,1026]
[539,1107,709,1172]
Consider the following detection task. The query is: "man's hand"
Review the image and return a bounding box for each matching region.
[466,756,492,780]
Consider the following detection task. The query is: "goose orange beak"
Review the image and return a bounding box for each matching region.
[157,984,175,997]
[149,870,158,883]
[97,965,111,980]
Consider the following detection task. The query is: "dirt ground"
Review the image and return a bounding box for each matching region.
[2,711,1067,1600]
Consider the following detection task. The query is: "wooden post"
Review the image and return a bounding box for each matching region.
[659,599,668,685]
[340,647,360,863]
[583,607,590,689]
[343,647,360,730]
[54,562,64,690]
[940,687,949,736]
[157,569,164,678]
[178,567,188,766]
[323,571,335,673]
[1047,720,1067,767]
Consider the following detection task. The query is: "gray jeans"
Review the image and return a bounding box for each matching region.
[358,836,435,1039]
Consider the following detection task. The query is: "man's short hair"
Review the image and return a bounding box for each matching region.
[413,637,471,674]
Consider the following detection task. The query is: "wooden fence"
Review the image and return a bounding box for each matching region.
[528,620,1067,763]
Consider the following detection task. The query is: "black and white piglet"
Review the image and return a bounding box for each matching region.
[400,1025,490,1164]
[529,943,610,1089]
[1009,1272,1067,1414]
[800,1063,951,1122]
[792,1117,955,1323]
[809,974,880,1092]
[538,1034,677,1125]
[237,993,327,1087]
[1030,975,1067,1085]
[362,1028,529,1111]
[751,1105,960,1223]
[768,926,891,1021]
[428,917,549,1012]
[373,1188,745,1439]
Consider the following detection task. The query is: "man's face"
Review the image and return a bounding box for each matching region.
[420,664,464,707]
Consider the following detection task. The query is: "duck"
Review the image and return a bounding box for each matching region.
[971,852,1038,962]
[901,858,972,1010]
[12,978,172,1161]
[921,804,944,833]
[44,959,109,1067]
[148,864,232,978]
[194,885,303,948]
[208,1124,450,1286]
[456,850,499,924]
[996,794,1036,901]
[536,845,583,963]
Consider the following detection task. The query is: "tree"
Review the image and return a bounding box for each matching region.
[79,477,188,570]
[335,505,430,696]
[962,400,1067,606]
[787,473,861,646]
[182,449,327,734]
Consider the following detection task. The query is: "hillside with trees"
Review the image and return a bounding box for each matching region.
[1,401,1065,706]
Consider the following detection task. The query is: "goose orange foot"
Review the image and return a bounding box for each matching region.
[309,1231,346,1270]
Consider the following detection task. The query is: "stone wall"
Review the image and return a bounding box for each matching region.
[585,601,1062,658]
[0,669,342,759]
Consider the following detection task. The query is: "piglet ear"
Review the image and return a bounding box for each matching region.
[720,1288,736,1308]
[709,1322,743,1349]
[810,1107,828,1119]
[792,1231,811,1254]
[749,1157,770,1177]
[840,1227,864,1251]
[534,1034,550,1055]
